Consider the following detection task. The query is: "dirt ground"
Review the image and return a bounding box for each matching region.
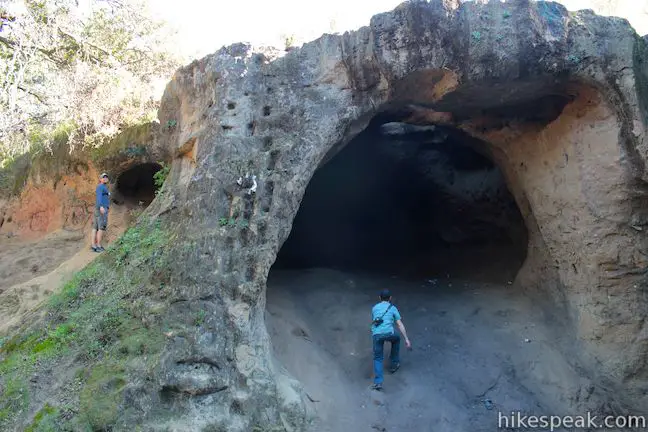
[0,204,134,335]
[266,268,586,432]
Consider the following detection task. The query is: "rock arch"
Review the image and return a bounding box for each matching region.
[151,1,648,429]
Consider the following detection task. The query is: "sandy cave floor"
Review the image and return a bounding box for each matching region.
[266,268,578,432]
[0,204,134,334]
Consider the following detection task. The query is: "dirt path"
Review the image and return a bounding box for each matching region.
[266,268,583,432]
[0,205,134,335]
[0,246,97,334]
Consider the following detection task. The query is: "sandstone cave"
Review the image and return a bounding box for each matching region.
[262,83,610,430]
[265,116,545,431]
[114,162,163,207]
[272,121,528,282]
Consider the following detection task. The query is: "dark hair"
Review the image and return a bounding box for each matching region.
[379,289,391,301]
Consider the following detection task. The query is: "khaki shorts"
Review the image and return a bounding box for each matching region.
[93,208,108,231]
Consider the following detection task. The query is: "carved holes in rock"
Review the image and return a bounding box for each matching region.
[243,199,254,221]
[258,221,267,239]
[230,400,244,416]
[262,136,273,151]
[245,265,256,282]
[264,180,275,198]
[267,150,280,171]
[263,106,271,116]
[227,102,236,110]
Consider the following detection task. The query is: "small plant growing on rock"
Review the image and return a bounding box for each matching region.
[503,10,511,19]
[194,310,206,326]
[153,162,170,195]
[471,31,482,41]
[165,119,177,130]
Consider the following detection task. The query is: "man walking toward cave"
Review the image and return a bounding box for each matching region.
[371,289,411,391]
[91,172,111,252]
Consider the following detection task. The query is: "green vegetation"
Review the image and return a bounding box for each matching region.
[219,216,249,228]
[79,363,127,430]
[0,217,175,429]
[1,0,182,194]
[503,10,512,19]
[25,404,58,432]
[0,376,29,423]
[471,31,482,41]
[111,218,171,268]
[154,162,171,194]
[194,310,207,326]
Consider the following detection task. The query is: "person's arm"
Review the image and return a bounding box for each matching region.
[396,319,411,349]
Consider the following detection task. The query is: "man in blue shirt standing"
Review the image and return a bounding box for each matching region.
[371,289,411,391]
[91,172,111,252]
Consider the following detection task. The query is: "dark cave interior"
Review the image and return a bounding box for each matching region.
[272,119,528,282]
[114,162,163,207]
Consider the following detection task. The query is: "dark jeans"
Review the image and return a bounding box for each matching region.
[373,333,400,384]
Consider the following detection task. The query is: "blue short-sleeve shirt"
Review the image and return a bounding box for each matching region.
[371,301,401,336]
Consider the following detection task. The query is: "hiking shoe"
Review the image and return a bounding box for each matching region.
[371,383,383,391]
[95,246,105,252]
[91,246,98,252]
[389,363,400,374]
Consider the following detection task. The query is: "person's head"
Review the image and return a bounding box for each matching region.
[379,289,392,302]
[99,173,109,184]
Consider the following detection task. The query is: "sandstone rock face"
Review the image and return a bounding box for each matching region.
[147,0,648,429]
[0,122,169,240]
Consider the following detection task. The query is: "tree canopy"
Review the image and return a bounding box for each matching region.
[0,0,182,163]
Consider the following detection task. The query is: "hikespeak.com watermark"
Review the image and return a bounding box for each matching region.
[498,411,647,430]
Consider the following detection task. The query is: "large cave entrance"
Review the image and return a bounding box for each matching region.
[265,113,574,431]
[273,120,527,283]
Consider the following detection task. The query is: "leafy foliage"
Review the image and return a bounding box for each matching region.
[0,0,182,165]
[153,162,170,192]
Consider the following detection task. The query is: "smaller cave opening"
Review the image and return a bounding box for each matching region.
[114,163,163,207]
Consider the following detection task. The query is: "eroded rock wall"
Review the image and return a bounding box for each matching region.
[0,122,169,240]
[98,0,648,428]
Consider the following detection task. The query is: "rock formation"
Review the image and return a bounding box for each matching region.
[2,0,648,430]
[151,0,648,428]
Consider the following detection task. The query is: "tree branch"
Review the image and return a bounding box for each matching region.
[17,85,46,104]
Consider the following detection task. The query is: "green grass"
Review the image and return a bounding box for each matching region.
[25,404,59,432]
[0,217,175,429]
[0,376,29,423]
[79,363,127,430]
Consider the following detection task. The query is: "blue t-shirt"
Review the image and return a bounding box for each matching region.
[96,183,110,209]
[371,301,401,336]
